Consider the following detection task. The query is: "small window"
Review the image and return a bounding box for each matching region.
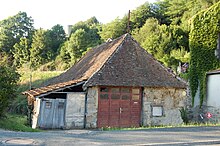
[100,87,109,93]
[111,88,120,93]
[121,88,130,93]
[111,94,120,99]
[45,101,52,109]
[122,95,130,100]
[100,94,108,99]
[132,94,139,100]
[152,106,163,117]
[132,88,140,94]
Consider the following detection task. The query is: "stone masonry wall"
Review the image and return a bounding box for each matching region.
[86,87,98,128]
[65,92,85,129]
[142,87,187,126]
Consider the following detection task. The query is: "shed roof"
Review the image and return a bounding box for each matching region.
[23,33,186,98]
[207,69,220,75]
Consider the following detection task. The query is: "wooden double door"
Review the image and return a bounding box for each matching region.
[38,98,66,129]
[98,87,141,128]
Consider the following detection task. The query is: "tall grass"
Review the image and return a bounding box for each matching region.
[0,114,41,132]
[9,71,63,115]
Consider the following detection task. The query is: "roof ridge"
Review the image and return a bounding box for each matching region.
[83,34,128,89]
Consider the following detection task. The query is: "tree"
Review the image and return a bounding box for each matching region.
[99,17,127,41]
[56,17,101,68]
[0,12,34,64]
[133,18,189,69]
[0,65,20,117]
[13,37,31,67]
[30,29,52,68]
[47,24,66,57]
[67,29,88,64]
[130,2,152,29]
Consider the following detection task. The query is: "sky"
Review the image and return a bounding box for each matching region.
[0,0,156,31]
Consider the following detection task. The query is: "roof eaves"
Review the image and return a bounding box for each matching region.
[207,69,220,75]
[23,80,86,98]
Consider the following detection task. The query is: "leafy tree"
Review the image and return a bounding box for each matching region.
[149,1,171,25]
[67,28,88,64]
[13,37,31,67]
[130,2,152,29]
[47,24,66,57]
[0,12,34,64]
[133,18,189,69]
[71,16,100,35]
[57,17,101,67]
[58,41,71,62]
[0,65,20,117]
[30,29,52,68]
[99,17,127,41]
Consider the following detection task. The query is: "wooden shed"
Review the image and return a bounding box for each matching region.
[23,34,187,129]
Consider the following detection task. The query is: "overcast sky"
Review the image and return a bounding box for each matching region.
[0,0,156,30]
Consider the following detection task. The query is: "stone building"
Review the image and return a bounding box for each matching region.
[23,34,187,129]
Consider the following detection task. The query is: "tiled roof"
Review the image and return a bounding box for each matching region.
[23,78,86,97]
[23,33,186,98]
[84,34,186,88]
[23,34,126,97]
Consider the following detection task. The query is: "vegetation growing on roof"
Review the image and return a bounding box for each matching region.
[189,1,220,105]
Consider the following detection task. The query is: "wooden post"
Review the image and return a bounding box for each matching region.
[127,10,131,33]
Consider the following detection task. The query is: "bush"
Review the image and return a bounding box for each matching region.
[180,107,189,124]
[0,65,20,117]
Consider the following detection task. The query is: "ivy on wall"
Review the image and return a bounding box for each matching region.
[189,1,220,106]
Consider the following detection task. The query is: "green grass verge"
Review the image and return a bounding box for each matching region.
[101,123,220,131]
[0,114,41,132]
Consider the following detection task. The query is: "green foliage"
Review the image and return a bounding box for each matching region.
[30,29,52,68]
[47,24,66,57]
[13,37,31,67]
[0,65,20,117]
[8,70,63,115]
[189,2,220,105]
[0,114,41,132]
[67,29,87,63]
[130,2,152,29]
[0,12,34,65]
[133,18,189,69]
[99,17,127,41]
[57,17,101,67]
[179,107,189,124]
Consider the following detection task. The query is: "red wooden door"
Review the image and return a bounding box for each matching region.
[98,87,141,128]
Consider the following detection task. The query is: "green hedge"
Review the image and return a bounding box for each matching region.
[189,2,220,106]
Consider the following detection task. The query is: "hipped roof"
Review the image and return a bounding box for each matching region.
[24,34,186,98]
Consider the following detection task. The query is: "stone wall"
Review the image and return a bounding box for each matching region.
[85,87,98,128]
[65,92,85,129]
[142,87,187,126]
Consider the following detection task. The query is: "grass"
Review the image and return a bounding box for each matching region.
[0,114,41,132]
[9,70,64,114]
[18,70,64,92]
[101,123,220,131]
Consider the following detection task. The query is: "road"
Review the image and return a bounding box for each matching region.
[1,126,220,145]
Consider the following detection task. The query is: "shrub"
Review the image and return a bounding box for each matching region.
[0,65,20,117]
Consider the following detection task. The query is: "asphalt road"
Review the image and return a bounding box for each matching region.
[1,126,220,146]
